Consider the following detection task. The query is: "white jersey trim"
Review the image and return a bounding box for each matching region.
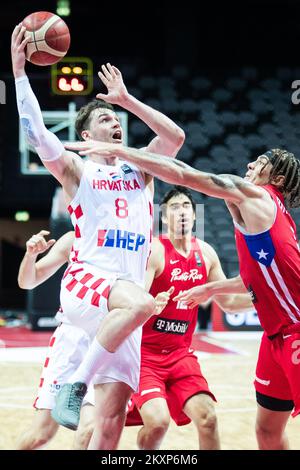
[259,261,299,323]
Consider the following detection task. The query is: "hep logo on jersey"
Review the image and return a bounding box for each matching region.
[98,229,145,251]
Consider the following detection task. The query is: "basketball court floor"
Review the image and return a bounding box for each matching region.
[1,328,300,450]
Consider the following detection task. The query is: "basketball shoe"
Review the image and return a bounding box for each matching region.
[51,382,87,430]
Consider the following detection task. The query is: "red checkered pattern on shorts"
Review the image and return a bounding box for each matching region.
[65,269,110,307]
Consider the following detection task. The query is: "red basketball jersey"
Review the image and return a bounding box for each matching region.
[235,184,300,337]
[142,235,207,354]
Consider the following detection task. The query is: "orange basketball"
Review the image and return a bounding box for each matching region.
[22,11,70,66]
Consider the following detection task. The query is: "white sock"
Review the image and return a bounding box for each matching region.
[68,338,114,386]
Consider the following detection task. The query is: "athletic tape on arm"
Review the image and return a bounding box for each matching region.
[15,76,64,161]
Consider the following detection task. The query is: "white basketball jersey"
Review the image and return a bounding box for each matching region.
[67,159,153,285]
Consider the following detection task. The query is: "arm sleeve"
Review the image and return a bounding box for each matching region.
[15,75,64,161]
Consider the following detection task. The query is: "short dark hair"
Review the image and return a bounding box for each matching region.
[264,148,300,208]
[75,99,115,140]
[160,186,196,214]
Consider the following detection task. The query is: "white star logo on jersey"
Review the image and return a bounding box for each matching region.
[256,249,269,260]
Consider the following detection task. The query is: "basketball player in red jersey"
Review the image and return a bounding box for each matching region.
[11,24,185,449]
[125,187,253,449]
[73,142,300,450]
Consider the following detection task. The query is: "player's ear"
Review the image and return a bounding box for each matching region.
[271,173,285,189]
[81,129,91,141]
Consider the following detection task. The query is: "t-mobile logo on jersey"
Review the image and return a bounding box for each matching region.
[153,317,190,335]
[170,268,203,283]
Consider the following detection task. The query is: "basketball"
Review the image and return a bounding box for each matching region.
[22,11,70,66]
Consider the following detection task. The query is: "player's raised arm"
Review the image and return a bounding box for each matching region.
[18,231,74,289]
[96,63,185,157]
[11,24,83,198]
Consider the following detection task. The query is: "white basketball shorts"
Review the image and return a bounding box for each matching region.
[33,322,94,409]
[60,263,116,338]
[60,262,142,392]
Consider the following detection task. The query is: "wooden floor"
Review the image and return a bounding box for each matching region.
[1,332,300,450]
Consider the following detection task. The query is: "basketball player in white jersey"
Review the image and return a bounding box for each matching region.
[16,230,172,450]
[16,230,94,450]
[11,24,185,449]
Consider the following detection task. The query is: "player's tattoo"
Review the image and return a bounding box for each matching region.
[172,159,191,170]
[210,174,246,190]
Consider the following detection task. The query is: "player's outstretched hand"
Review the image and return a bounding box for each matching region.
[96,63,128,105]
[154,286,175,315]
[64,140,121,156]
[26,230,56,256]
[173,285,211,309]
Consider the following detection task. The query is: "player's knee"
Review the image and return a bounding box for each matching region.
[145,413,170,435]
[255,421,277,443]
[132,293,156,319]
[197,407,218,432]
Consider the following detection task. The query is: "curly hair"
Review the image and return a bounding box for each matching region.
[264,149,300,208]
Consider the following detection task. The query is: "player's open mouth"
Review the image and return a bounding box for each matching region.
[112,130,122,142]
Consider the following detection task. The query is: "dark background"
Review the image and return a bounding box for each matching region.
[1,0,300,216]
[1,0,300,313]
[2,0,300,72]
